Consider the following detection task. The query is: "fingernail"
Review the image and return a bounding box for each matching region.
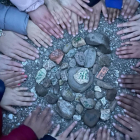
[118,114,122,117]
[119,84,123,87]
[84,27,88,30]
[114,115,117,118]
[113,123,116,126]
[21,69,25,72]
[120,93,125,96]
[90,9,93,12]
[128,16,131,18]
[14,111,17,114]
[30,103,32,105]
[52,121,54,124]
[25,75,28,78]
[122,13,124,16]
[137,94,140,98]
[117,101,121,105]
[124,109,127,112]
[88,30,92,32]
[108,129,110,133]
[130,66,134,69]
[46,46,48,48]
[131,89,135,92]
[69,19,72,22]
[51,110,54,114]
[115,96,119,100]
[18,83,21,86]
[47,104,51,108]
[105,14,108,17]
[33,98,36,101]
[99,127,102,130]
[121,75,125,78]
[118,79,121,82]
[94,28,97,30]
[104,125,107,129]
[39,104,41,107]
[124,16,127,19]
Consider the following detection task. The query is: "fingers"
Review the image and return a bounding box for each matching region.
[93,11,100,30]
[97,127,102,140]
[131,66,140,73]
[51,124,60,137]
[83,129,90,140]
[76,129,86,140]
[102,3,108,19]
[0,55,11,60]
[130,14,140,21]
[71,12,78,36]
[125,135,131,140]
[2,106,17,114]
[32,107,41,120]
[14,33,28,40]
[69,133,74,140]
[89,133,94,140]
[24,113,32,125]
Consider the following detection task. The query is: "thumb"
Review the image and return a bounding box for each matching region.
[102,3,108,18]
[51,124,60,137]
[3,106,17,114]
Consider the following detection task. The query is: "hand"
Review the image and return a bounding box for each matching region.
[0,87,36,114]
[117,14,140,41]
[84,1,108,32]
[116,41,140,59]
[58,0,93,19]
[45,0,71,30]
[115,94,140,121]
[24,106,53,139]
[27,20,53,48]
[0,31,39,62]
[115,132,130,140]
[121,0,139,19]
[113,114,140,140]
[29,5,63,38]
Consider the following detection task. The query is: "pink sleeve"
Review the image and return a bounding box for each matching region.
[10,0,44,12]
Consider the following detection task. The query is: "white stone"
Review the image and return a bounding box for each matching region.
[101,97,107,106]
[95,101,102,110]
[73,115,81,121]
[100,109,111,121]
[94,86,102,92]
[8,114,13,120]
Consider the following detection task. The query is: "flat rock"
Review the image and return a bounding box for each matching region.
[35,68,46,84]
[100,109,110,121]
[43,78,51,88]
[67,49,76,58]
[106,89,117,101]
[63,43,72,53]
[56,99,75,119]
[110,100,117,112]
[53,83,60,94]
[80,97,95,109]
[85,90,94,99]
[69,59,76,67]
[74,52,85,66]
[46,94,58,104]
[43,60,56,71]
[84,48,96,68]
[96,80,113,89]
[35,84,48,97]
[61,63,68,70]
[76,104,83,114]
[92,64,99,74]
[73,115,81,121]
[98,55,111,67]
[62,90,75,102]
[95,92,103,99]
[85,33,111,54]
[68,67,93,92]
[83,109,100,127]
[72,37,86,48]
[61,70,68,81]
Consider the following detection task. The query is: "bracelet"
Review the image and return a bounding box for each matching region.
[0,29,4,37]
[137,0,140,3]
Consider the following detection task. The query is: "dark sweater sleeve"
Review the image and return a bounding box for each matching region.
[40,135,56,140]
[86,0,100,7]
[105,0,123,9]
[0,80,5,102]
[0,3,29,35]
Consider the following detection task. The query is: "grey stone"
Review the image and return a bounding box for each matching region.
[69,59,76,68]
[61,70,68,81]
[46,94,58,104]
[53,83,60,94]
[92,64,99,75]
[97,51,103,57]
[106,89,117,101]
[35,68,46,84]
[75,93,83,102]
[56,99,75,119]
[68,67,94,92]
[67,49,76,58]
[110,100,117,112]
[85,90,94,99]
[74,52,85,66]
[100,109,110,121]
[80,97,96,109]
[96,80,113,89]
[95,101,102,110]
[73,115,81,121]
[95,92,103,99]
[98,55,111,67]
[43,60,56,71]
[51,78,58,86]
[84,48,96,68]
[94,86,102,92]
[76,104,83,114]
[43,78,51,88]
[61,63,68,70]
[101,97,107,106]
[72,37,86,48]
[56,71,61,80]
[63,43,72,53]
[59,80,64,86]
[83,109,100,127]
[85,33,111,54]
[35,84,48,97]
[62,90,75,102]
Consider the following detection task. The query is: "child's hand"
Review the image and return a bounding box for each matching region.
[29,5,63,39]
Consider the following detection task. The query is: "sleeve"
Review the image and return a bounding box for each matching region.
[105,0,123,9]
[0,125,38,140]
[10,0,44,12]
[40,135,56,140]
[0,80,5,102]
[0,4,29,35]
[86,0,100,7]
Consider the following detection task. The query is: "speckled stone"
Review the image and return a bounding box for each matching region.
[69,59,76,67]
[63,43,72,53]
[43,59,56,71]
[75,93,83,102]
[35,84,48,97]
[46,94,58,104]
[100,109,111,121]
[96,80,113,89]
[72,37,86,48]
[95,101,102,110]
[85,90,94,99]
[94,86,102,92]
[74,52,85,66]
[61,63,68,70]
[110,100,117,112]
[61,70,68,81]
[95,92,103,99]
[43,78,51,88]
[62,90,75,102]
[35,68,46,84]
[76,104,83,114]
[53,83,60,94]
[73,115,81,121]
[98,55,111,67]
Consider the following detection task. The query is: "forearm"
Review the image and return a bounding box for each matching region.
[105,0,123,9]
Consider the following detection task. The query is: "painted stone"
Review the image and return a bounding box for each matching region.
[80,97,95,109]
[36,68,46,84]
[62,90,75,102]
[100,109,111,121]
[43,59,56,71]
[72,37,86,48]
[63,43,72,53]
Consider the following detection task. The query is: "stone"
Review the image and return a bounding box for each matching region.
[106,89,117,101]
[43,59,56,71]
[8,114,13,120]
[35,84,48,97]
[69,59,76,67]
[95,101,102,110]
[80,97,95,109]
[63,43,73,53]
[36,68,46,84]
[51,78,58,86]
[85,33,111,54]
[56,99,75,119]
[96,67,109,80]
[59,80,64,86]
[62,90,75,102]
[43,78,51,88]
[101,97,107,106]
[85,90,94,99]
[73,115,81,121]
[75,93,83,102]
[61,70,68,81]
[74,68,89,84]
[84,48,96,68]
[56,71,61,80]
[100,109,111,121]
[67,49,76,57]
[76,104,83,114]
[46,94,58,104]
[96,80,113,89]
[83,109,100,127]
[110,100,117,112]
[53,83,60,94]
[72,37,86,48]
[61,63,68,70]
[49,49,64,64]
[68,67,93,92]
[95,92,103,99]
[97,51,103,57]
[92,64,99,75]
[94,86,102,92]
[98,55,111,67]
[74,52,85,66]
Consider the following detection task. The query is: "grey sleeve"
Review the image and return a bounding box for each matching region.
[0,3,29,35]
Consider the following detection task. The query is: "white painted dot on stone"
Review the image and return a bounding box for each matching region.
[8,114,13,120]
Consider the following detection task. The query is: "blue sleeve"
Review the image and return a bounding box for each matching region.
[86,0,100,7]
[0,3,29,35]
[0,80,5,102]
[105,0,122,9]
[40,135,56,140]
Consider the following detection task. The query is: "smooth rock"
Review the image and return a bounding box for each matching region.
[67,49,76,58]
[76,104,83,114]
[56,99,75,119]
[43,78,51,88]
[84,48,96,68]
[95,92,103,99]
[83,109,100,127]
[62,90,75,102]
[69,59,76,67]
[35,84,48,97]
[94,86,102,92]
[110,100,117,112]
[8,114,13,120]
[53,83,60,94]
[74,52,85,66]
[36,68,46,84]
[49,49,64,64]
[46,94,58,104]
[85,33,111,54]
[72,37,86,48]
[74,68,89,84]
[63,43,72,53]
[96,80,113,89]
[61,63,68,70]
[59,80,64,86]
[92,64,99,74]
[56,71,61,80]
[73,115,81,121]
[98,55,111,67]
[106,89,117,101]
[85,90,94,99]
[68,67,93,92]
[61,70,68,81]
[100,109,110,121]
[101,97,107,106]
[80,97,95,109]
[75,93,83,102]
[43,60,56,71]
[95,101,102,110]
